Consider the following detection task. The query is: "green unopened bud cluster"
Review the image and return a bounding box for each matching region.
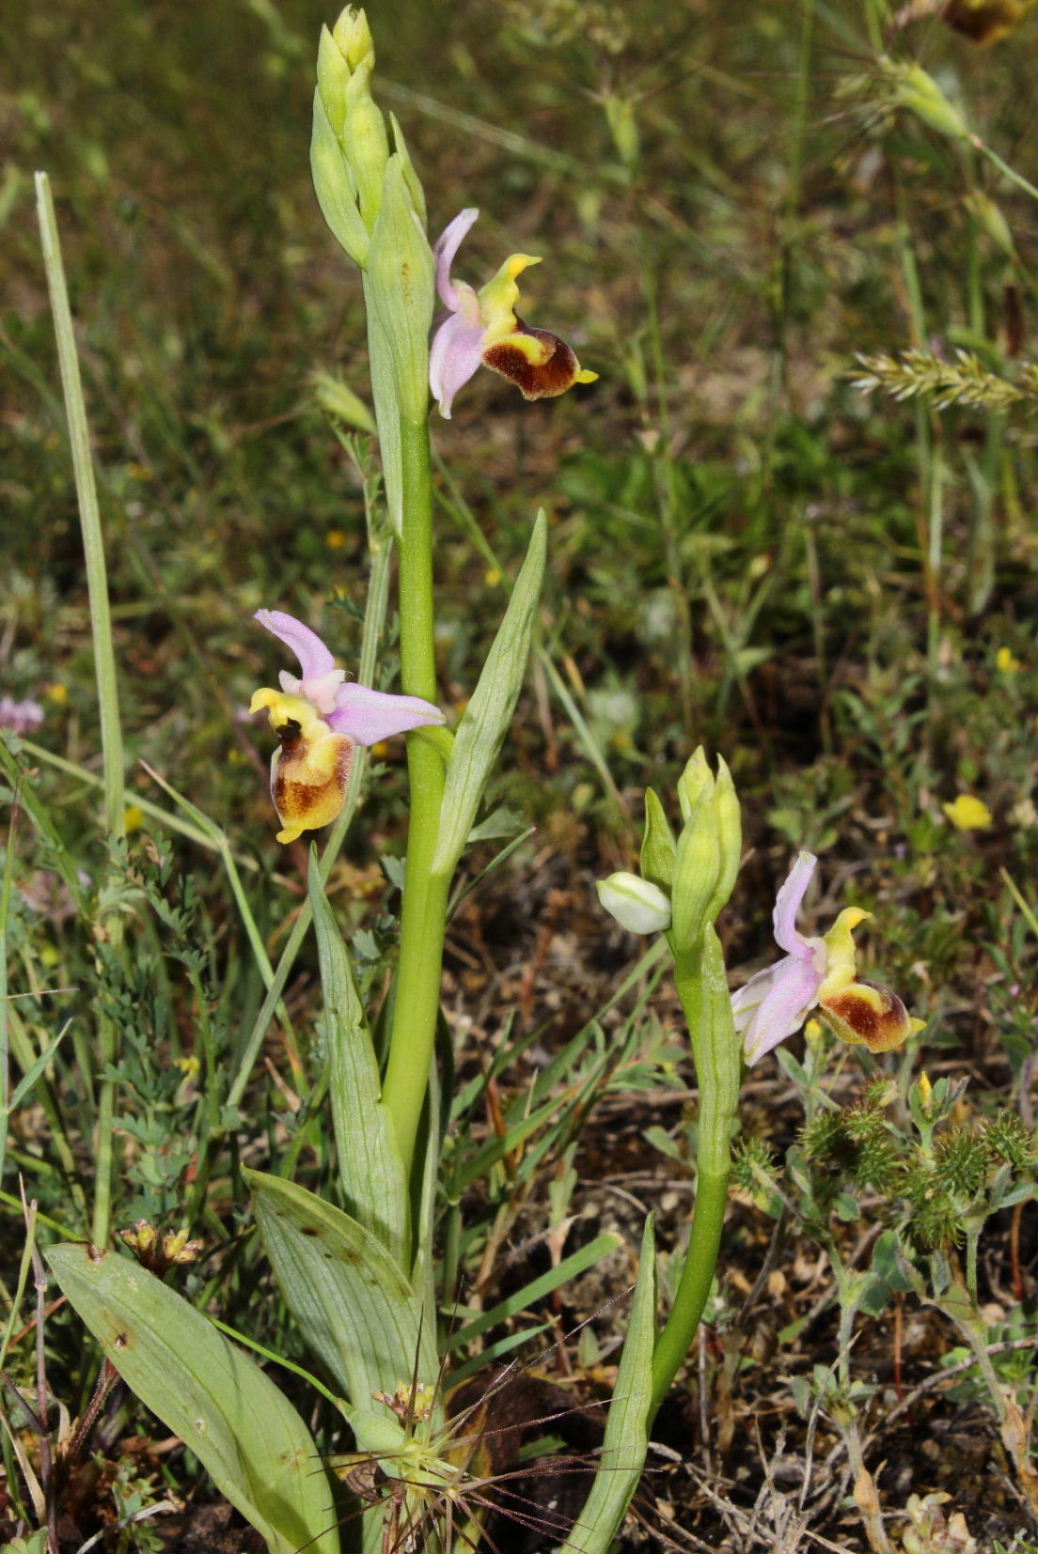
[312,7,430,270]
[597,747,741,954]
[310,8,435,525]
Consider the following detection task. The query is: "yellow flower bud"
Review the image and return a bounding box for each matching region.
[917,1071,933,1114]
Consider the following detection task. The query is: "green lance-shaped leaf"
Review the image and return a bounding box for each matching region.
[248,1171,435,1420]
[309,864,408,1266]
[46,1243,340,1554]
[557,1218,657,1554]
[432,512,547,877]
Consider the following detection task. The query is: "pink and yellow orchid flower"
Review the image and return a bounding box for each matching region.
[250,610,444,844]
[429,208,598,419]
[732,851,923,1065]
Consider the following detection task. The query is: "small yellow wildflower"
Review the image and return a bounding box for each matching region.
[327,529,348,550]
[124,805,145,833]
[942,795,993,831]
[47,683,70,705]
[804,1017,824,1048]
[996,646,1021,674]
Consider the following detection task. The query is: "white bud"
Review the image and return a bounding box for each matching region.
[597,872,672,935]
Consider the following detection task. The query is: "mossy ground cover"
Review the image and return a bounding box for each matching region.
[1,1,1035,1550]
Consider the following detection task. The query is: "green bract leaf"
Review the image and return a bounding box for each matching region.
[364,299,404,533]
[367,157,435,426]
[433,512,547,877]
[388,111,427,229]
[46,1243,339,1554]
[309,865,408,1266]
[689,925,742,1125]
[557,1218,656,1554]
[248,1171,435,1416]
[310,87,369,268]
[640,787,676,891]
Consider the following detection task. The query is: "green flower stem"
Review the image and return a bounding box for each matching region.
[650,927,741,1416]
[382,414,448,1182]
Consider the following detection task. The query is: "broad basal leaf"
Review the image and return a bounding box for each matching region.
[47,1242,339,1554]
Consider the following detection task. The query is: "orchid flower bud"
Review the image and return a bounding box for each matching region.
[676,746,713,826]
[597,872,672,935]
[703,754,741,923]
[311,7,410,268]
[670,789,722,954]
[671,749,733,955]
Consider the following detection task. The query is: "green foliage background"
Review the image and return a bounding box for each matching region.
[1,0,1035,1547]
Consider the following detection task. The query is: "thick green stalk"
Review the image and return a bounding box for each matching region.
[650,928,741,1416]
[382,416,448,1180]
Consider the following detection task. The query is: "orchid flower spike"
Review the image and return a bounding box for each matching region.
[732,851,924,1065]
[249,609,444,844]
[429,208,598,419]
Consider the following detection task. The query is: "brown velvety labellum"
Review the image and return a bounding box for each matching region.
[273,735,354,835]
[822,979,914,1052]
[483,321,584,401]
